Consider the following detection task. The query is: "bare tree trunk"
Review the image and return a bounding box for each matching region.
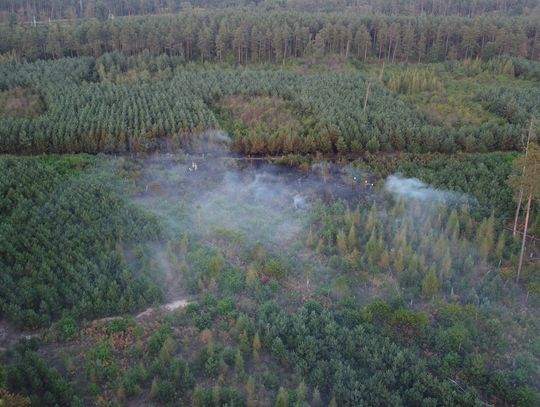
[513,188,523,237]
[516,193,532,283]
[363,58,386,112]
[513,118,534,237]
[363,81,371,111]
[379,61,385,82]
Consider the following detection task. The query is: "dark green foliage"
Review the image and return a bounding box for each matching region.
[85,342,119,384]
[0,152,536,405]
[195,346,222,378]
[222,269,245,295]
[5,339,80,407]
[0,155,164,327]
[54,316,79,341]
[151,379,176,403]
[191,385,246,407]
[216,298,237,318]
[263,260,289,280]
[510,58,540,81]
[106,318,130,335]
[148,325,173,356]
[513,386,540,407]
[218,387,246,406]
[256,301,478,406]
[477,86,540,125]
[119,365,148,397]
[167,358,194,392]
[393,152,517,215]
[0,30,537,404]
[312,198,470,285]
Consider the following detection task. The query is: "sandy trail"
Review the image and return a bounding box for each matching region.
[135,298,190,319]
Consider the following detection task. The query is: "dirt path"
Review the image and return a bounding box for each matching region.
[0,298,191,352]
[0,320,41,351]
[134,298,190,320]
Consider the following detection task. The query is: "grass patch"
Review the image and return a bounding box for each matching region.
[365,61,537,127]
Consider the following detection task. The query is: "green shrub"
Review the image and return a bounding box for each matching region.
[55,316,79,341]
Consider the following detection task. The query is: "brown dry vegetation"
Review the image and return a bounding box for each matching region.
[217,95,322,155]
[0,87,44,118]
[219,95,302,134]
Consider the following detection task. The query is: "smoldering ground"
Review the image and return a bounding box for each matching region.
[129,131,375,245]
[131,155,377,248]
[122,132,488,307]
[126,153,379,303]
[129,148,478,266]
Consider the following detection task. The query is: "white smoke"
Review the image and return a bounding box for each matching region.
[187,129,231,153]
[293,194,307,209]
[194,169,307,244]
[384,174,459,202]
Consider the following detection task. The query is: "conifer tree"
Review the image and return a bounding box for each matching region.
[252,332,261,362]
[311,388,322,407]
[235,348,244,376]
[212,384,221,406]
[306,228,314,249]
[347,224,357,251]
[337,229,348,256]
[247,376,257,407]
[296,380,307,405]
[275,387,289,407]
[422,268,440,298]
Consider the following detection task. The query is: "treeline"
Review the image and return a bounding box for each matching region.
[0,56,529,156]
[1,0,538,24]
[0,155,164,327]
[1,11,539,63]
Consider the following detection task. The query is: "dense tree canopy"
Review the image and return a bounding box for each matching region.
[0,11,539,63]
[0,55,533,155]
[0,155,164,327]
[1,0,538,23]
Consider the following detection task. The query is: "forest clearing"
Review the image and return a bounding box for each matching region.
[1,2,540,406]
